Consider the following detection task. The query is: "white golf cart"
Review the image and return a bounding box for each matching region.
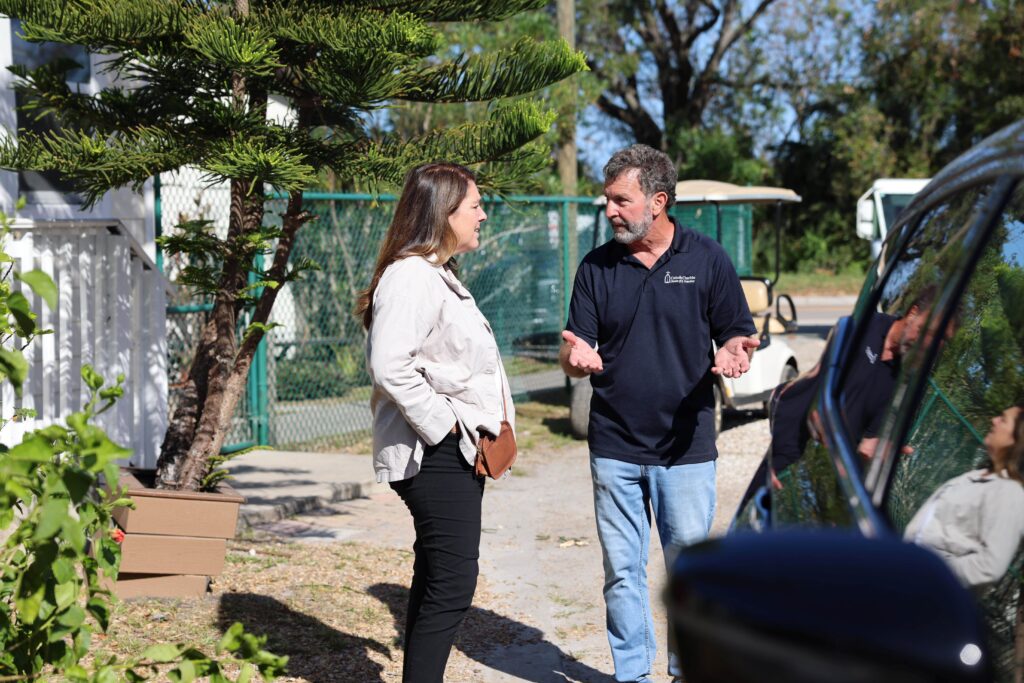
[569,180,802,438]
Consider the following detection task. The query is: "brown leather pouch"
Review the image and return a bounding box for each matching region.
[475,420,517,479]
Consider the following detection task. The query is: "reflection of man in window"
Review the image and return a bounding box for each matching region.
[772,285,940,475]
[904,403,1024,592]
[737,287,943,510]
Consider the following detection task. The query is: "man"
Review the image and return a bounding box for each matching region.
[777,283,942,475]
[560,144,759,683]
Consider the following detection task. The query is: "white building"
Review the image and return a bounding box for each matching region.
[0,17,168,467]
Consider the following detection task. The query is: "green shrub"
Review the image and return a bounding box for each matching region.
[0,204,287,681]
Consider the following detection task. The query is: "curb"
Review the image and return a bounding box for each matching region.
[790,295,859,306]
[235,479,385,532]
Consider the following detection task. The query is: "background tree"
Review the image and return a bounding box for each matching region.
[577,0,778,181]
[0,0,585,490]
[770,0,1024,273]
[570,0,1024,275]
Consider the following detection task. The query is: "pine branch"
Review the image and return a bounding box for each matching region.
[266,0,549,23]
[304,50,421,108]
[0,127,196,206]
[201,136,316,192]
[399,38,587,103]
[472,141,553,195]
[183,12,281,77]
[118,54,234,108]
[0,0,190,50]
[258,5,441,59]
[9,60,186,134]
[336,101,556,190]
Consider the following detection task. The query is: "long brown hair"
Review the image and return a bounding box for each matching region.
[356,163,476,329]
[1003,402,1024,483]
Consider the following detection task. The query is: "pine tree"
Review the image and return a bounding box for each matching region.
[0,0,586,490]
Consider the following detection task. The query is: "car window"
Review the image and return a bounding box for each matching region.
[881,180,1024,682]
[839,182,997,467]
[884,184,1023,524]
[768,182,997,531]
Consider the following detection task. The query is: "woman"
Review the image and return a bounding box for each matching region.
[356,162,515,682]
[905,402,1024,592]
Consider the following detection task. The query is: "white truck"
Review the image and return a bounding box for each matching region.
[856,178,931,258]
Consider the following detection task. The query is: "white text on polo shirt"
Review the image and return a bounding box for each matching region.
[664,272,696,284]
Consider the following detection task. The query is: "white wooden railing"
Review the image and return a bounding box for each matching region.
[0,220,170,468]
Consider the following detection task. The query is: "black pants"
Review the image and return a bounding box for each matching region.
[390,434,484,683]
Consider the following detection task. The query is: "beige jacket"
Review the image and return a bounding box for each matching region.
[905,468,1024,591]
[367,255,515,483]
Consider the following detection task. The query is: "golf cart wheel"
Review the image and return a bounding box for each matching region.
[713,382,723,438]
[570,380,592,439]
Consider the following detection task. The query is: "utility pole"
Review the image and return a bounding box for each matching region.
[557,0,579,284]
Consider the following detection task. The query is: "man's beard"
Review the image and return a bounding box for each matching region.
[612,207,653,244]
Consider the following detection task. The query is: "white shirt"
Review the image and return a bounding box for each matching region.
[366,255,515,482]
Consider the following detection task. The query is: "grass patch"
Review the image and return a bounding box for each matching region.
[774,271,865,296]
[513,390,580,451]
[503,356,559,376]
[90,538,523,681]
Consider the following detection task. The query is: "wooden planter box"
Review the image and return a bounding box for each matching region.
[109,469,245,598]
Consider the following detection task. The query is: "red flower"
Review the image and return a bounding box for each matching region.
[111,528,125,544]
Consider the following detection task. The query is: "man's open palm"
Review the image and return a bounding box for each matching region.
[711,335,760,378]
[562,330,604,374]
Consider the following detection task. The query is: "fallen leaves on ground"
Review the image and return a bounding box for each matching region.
[93,536,533,682]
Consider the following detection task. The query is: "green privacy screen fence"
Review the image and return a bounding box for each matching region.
[157,181,754,452]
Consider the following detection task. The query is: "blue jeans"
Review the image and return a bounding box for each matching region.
[590,455,717,683]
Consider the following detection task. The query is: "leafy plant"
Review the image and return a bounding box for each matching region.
[0,205,287,680]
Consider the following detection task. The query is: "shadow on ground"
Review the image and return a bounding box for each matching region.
[369,582,615,683]
[218,592,392,682]
[722,409,766,433]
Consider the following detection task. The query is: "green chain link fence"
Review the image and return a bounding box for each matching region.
[888,377,1021,683]
[157,174,754,452]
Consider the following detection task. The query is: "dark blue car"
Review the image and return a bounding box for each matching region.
[668,120,1024,683]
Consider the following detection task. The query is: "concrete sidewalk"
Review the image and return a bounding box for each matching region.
[226,449,384,530]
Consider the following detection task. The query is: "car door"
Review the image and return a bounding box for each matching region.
[768,175,1012,535]
[862,177,1024,683]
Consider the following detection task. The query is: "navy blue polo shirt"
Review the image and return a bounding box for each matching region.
[566,218,756,465]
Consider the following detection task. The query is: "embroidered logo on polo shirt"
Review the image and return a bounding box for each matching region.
[865,346,878,364]
[664,272,695,285]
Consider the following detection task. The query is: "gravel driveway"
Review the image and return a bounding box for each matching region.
[262,330,829,682]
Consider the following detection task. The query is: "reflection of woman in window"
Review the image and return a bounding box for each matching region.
[904,403,1024,591]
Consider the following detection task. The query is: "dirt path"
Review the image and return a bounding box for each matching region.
[258,331,828,681]
[266,413,768,682]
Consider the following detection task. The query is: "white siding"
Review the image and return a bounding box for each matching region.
[0,220,171,468]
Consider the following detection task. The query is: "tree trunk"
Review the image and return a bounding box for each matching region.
[155,179,263,489]
[155,189,310,490]
[557,0,578,282]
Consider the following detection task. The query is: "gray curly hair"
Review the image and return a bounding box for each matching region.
[603,144,677,207]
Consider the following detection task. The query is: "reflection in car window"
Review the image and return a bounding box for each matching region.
[839,184,994,467]
[766,186,993,531]
[885,182,1024,682]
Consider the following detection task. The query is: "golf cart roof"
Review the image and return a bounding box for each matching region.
[674,180,802,205]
